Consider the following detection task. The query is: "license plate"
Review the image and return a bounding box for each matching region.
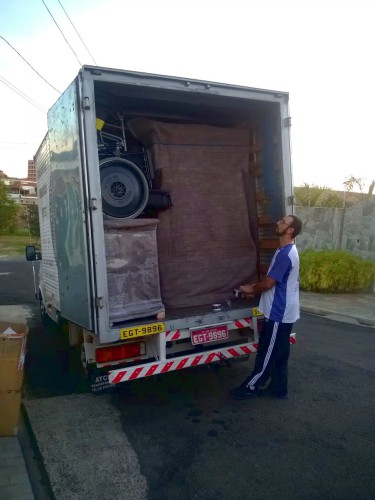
[191,325,228,345]
[120,322,165,340]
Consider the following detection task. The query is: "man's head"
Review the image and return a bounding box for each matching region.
[276,215,303,239]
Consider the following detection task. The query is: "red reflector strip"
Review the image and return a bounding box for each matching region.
[111,372,127,384]
[166,329,181,341]
[235,318,251,328]
[204,353,217,363]
[145,365,158,377]
[176,358,188,370]
[240,346,251,354]
[227,348,240,357]
[161,362,174,373]
[129,368,143,380]
[191,355,203,366]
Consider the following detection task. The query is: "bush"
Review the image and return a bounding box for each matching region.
[300,250,375,293]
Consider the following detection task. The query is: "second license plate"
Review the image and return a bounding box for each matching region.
[191,325,228,345]
[120,322,165,340]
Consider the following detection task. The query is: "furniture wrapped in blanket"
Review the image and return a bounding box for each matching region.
[104,218,165,323]
[128,119,258,309]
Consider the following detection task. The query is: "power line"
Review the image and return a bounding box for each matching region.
[0,35,61,94]
[41,0,82,66]
[57,0,97,65]
[0,75,47,113]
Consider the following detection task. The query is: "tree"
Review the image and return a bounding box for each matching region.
[294,183,333,207]
[343,175,365,194]
[21,204,40,243]
[0,180,19,234]
[318,191,343,208]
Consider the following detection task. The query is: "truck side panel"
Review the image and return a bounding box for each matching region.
[47,80,93,329]
[34,135,60,310]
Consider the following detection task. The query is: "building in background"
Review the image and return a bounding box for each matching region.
[0,160,38,205]
[27,160,36,181]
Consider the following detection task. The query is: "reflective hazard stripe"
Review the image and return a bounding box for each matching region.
[234,318,252,329]
[165,318,252,341]
[165,329,181,341]
[108,333,297,384]
[108,342,257,384]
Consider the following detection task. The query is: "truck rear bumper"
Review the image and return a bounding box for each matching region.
[108,333,296,384]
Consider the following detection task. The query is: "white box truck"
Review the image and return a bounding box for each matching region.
[26,65,296,392]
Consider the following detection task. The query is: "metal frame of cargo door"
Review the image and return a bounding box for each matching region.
[78,66,294,343]
[79,71,112,342]
[279,97,294,215]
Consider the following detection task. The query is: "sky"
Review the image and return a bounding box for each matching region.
[0,0,374,192]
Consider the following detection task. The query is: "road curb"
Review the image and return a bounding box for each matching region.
[300,305,375,328]
[20,403,55,500]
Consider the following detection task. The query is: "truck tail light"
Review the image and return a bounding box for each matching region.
[96,342,146,364]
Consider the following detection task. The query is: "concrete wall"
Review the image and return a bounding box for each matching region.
[295,198,375,261]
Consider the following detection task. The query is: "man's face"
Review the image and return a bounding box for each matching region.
[276,216,294,236]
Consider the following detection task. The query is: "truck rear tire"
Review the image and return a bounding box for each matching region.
[39,298,49,326]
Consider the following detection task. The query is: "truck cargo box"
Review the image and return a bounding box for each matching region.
[31,66,294,388]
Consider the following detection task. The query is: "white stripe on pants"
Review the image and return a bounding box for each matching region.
[246,321,279,390]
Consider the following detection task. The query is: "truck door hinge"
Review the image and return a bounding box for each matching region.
[89,198,98,210]
[95,297,104,308]
[284,117,292,127]
[83,97,90,110]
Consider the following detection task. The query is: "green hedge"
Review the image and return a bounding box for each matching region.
[300,250,375,293]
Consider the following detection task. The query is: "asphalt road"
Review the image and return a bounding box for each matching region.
[0,256,40,305]
[1,258,374,500]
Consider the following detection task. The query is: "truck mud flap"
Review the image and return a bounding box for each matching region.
[87,368,117,395]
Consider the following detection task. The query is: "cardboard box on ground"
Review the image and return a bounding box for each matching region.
[0,321,29,436]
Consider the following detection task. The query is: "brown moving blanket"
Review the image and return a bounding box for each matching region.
[129,119,258,308]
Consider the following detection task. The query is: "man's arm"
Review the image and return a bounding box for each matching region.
[240,276,277,296]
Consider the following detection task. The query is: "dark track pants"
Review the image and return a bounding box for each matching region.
[245,319,293,396]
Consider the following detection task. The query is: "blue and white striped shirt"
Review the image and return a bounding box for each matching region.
[258,243,300,323]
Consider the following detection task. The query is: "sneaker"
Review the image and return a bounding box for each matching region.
[230,386,260,400]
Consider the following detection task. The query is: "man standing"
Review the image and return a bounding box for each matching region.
[230,214,303,400]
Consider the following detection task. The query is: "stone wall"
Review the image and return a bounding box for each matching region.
[295,198,375,260]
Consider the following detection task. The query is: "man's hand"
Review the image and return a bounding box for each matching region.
[239,284,256,299]
[240,277,277,297]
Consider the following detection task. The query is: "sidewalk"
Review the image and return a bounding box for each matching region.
[0,435,34,500]
[300,290,375,327]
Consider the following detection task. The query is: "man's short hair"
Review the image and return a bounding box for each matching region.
[288,215,303,237]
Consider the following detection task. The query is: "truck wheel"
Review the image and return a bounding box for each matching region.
[40,298,49,326]
[100,157,149,218]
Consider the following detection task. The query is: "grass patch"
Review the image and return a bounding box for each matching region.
[0,229,39,256]
[300,250,375,293]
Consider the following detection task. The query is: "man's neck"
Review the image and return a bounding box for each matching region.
[279,236,294,248]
